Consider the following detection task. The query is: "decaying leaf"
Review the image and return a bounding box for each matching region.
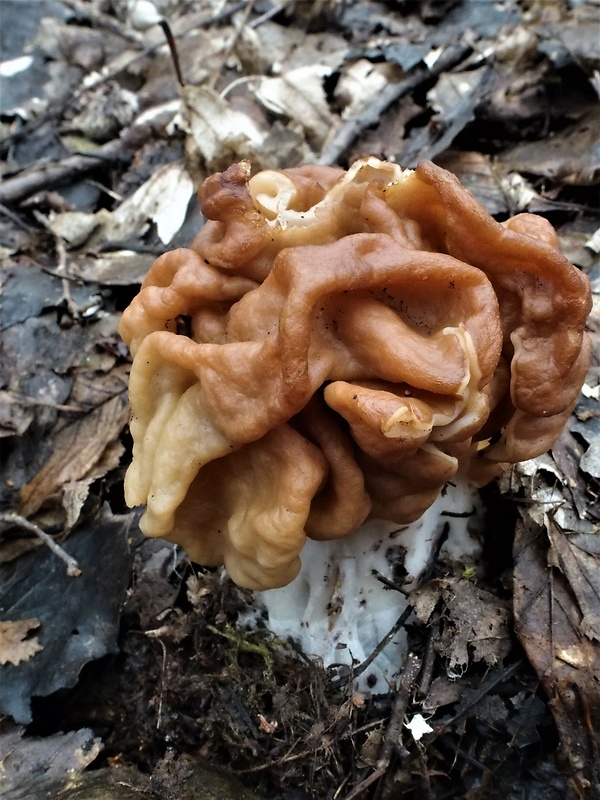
[48,161,195,249]
[69,250,157,285]
[175,84,266,175]
[256,65,333,146]
[0,618,42,666]
[500,106,600,185]
[546,515,600,641]
[0,507,132,723]
[0,724,102,799]
[18,392,129,521]
[436,151,509,215]
[513,517,600,791]
[397,65,492,166]
[412,578,512,671]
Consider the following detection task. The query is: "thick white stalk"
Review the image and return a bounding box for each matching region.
[257,479,483,692]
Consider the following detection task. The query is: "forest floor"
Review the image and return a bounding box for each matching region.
[0,0,599,798]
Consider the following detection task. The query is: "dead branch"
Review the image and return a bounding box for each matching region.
[377,652,422,768]
[318,44,471,166]
[330,604,413,689]
[0,123,154,205]
[435,660,523,733]
[0,511,82,577]
[340,653,422,800]
[61,0,147,46]
[417,609,440,696]
[0,203,33,231]
[208,0,258,89]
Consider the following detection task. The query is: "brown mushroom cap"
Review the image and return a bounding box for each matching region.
[119,158,591,590]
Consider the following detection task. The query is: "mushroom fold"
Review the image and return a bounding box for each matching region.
[120,157,591,590]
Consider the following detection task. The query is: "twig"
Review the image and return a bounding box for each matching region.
[340,653,422,800]
[208,0,258,89]
[33,211,79,319]
[236,743,311,773]
[0,203,33,231]
[156,637,168,730]
[377,652,422,768]
[318,43,471,166]
[61,0,147,46]
[417,609,439,696]
[1,390,81,413]
[159,20,185,86]
[340,766,386,800]
[249,0,294,27]
[0,511,82,577]
[439,738,489,772]
[0,123,153,205]
[329,603,413,689]
[435,660,522,733]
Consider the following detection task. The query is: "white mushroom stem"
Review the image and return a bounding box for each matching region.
[255,478,483,693]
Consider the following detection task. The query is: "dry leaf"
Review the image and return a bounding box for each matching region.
[499,107,600,185]
[513,517,600,789]
[336,60,399,121]
[48,161,194,250]
[104,160,195,245]
[546,515,600,641]
[0,725,102,796]
[0,619,42,666]
[413,578,511,671]
[357,727,383,768]
[256,65,333,145]
[175,84,266,175]
[19,392,129,519]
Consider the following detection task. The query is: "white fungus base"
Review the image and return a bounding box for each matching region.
[255,479,483,693]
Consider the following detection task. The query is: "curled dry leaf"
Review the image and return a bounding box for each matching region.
[0,618,43,666]
[175,85,266,176]
[47,161,195,250]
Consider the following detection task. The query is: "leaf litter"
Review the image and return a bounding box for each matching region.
[0,0,599,797]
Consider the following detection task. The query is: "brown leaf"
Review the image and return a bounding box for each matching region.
[499,106,600,185]
[413,579,512,671]
[357,727,383,768]
[440,580,512,670]
[513,518,600,789]
[0,619,43,666]
[421,676,464,712]
[547,516,600,640]
[19,392,129,518]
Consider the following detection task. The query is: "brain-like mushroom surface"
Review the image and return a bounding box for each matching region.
[120,158,591,590]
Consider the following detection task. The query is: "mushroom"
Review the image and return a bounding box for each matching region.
[120,158,591,687]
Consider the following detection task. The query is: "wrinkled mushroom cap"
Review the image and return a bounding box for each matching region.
[119,158,591,590]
